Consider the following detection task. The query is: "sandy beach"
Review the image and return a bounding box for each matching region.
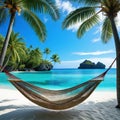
[0,88,120,120]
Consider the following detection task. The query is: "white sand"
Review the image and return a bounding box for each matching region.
[0,88,120,120]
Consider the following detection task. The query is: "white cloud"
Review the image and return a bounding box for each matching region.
[92,26,102,43]
[56,0,75,14]
[67,22,81,32]
[62,1,75,13]
[92,38,101,43]
[54,57,116,68]
[72,50,115,56]
[56,0,79,31]
[115,12,120,30]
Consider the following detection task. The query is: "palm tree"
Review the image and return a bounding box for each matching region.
[51,54,60,65]
[25,48,42,69]
[63,0,120,108]
[0,34,4,50]
[0,0,59,67]
[2,31,26,70]
[43,48,51,60]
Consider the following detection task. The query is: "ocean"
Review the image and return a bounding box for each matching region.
[0,68,116,91]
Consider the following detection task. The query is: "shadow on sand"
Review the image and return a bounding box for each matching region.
[0,99,120,120]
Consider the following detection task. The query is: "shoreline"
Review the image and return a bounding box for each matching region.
[0,88,120,120]
[0,84,116,92]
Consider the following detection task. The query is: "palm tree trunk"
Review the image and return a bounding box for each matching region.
[1,53,12,71]
[0,12,16,69]
[109,17,120,108]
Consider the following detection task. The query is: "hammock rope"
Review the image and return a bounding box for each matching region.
[0,57,116,110]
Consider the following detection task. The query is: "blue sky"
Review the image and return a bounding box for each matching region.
[0,0,118,68]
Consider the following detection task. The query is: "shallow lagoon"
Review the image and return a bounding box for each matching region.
[0,68,116,91]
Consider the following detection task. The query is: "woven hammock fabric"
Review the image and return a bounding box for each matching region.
[6,70,104,110]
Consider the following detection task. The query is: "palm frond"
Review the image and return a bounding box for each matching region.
[6,30,26,62]
[10,31,18,41]
[12,32,23,42]
[18,47,26,55]
[77,14,100,38]
[22,9,46,42]
[0,8,8,25]
[16,37,24,42]
[0,34,4,41]
[11,49,17,61]
[23,0,59,20]
[14,49,20,62]
[101,17,113,43]
[63,7,96,29]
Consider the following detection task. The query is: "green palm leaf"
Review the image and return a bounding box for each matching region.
[62,7,96,29]
[77,14,100,38]
[7,31,26,62]
[0,8,8,25]
[22,9,46,42]
[14,49,20,62]
[23,0,59,20]
[101,17,113,43]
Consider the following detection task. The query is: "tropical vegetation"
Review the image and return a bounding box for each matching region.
[63,0,120,108]
[51,54,60,65]
[43,48,51,60]
[0,0,59,68]
[2,31,26,70]
[0,32,60,71]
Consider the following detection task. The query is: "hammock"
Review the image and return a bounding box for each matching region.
[1,58,115,110]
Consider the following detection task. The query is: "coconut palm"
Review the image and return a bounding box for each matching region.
[2,31,26,70]
[0,0,59,67]
[43,48,51,60]
[63,0,120,108]
[0,34,4,49]
[25,48,42,69]
[51,54,60,65]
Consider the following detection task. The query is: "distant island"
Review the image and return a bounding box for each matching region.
[78,60,106,69]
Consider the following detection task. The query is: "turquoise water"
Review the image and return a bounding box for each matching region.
[0,68,116,91]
